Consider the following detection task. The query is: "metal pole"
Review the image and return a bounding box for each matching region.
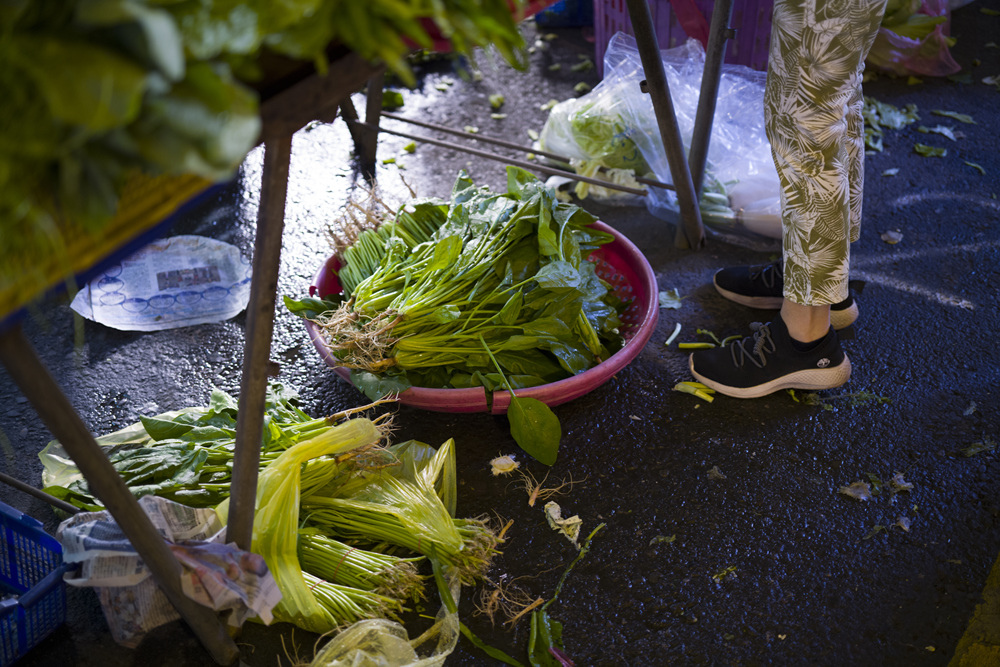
[624,0,706,249]
[0,326,239,666]
[352,121,649,196]
[0,471,80,515]
[689,0,735,198]
[380,111,676,191]
[226,134,292,552]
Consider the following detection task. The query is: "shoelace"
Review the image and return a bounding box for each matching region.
[729,322,776,369]
[748,262,782,289]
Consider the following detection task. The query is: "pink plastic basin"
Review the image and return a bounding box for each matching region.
[305,221,658,414]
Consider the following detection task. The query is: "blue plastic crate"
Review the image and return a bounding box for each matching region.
[0,501,71,666]
[534,0,595,28]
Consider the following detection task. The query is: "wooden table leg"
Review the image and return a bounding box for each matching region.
[226,134,293,553]
[0,326,239,666]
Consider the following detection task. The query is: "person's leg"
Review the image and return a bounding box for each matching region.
[768,0,886,324]
[689,0,886,398]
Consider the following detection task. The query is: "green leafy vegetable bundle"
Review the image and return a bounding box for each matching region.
[290,167,627,401]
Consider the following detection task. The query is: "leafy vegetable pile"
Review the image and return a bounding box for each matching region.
[41,384,497,634]
[1,0,530,314]
[289,167,627,400]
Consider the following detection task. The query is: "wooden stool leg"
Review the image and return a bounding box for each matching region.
[0,326,239,666]
[226,134,293,553]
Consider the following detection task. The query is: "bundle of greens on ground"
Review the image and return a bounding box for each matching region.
[38,383,392,511]
[288,167,627,401]
[40,382,495,633]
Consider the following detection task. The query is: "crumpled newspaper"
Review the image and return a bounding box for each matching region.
[57,495,281,648]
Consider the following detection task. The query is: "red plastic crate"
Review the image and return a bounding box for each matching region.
[594,0,775,76]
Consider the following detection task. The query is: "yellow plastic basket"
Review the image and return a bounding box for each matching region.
[1,172,213,323]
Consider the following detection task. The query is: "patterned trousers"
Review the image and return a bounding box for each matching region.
[766,0,887,305]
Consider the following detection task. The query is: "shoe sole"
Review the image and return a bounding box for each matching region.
[689,354,852,399]
[714,280,859,330]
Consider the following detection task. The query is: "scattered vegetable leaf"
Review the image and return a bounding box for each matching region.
[570,59,594,72]
[907,75,923,85]
[917,125,956,141]
[464,125,479,134]
[489,94,505,110]
[889,473,913,494]
[649,534,676,546]
[839,481,872,501]
[964,161,986,175]
[540,99,559,111]
[403,142,416,153]
[914,143,947,157]
[491,113,508,120]
[882,168,900,177]
[931,109,976,124]
[527,128,540,141]
[961,438,996,457]
[706,466,726,480]
[658,288,683,309]
[548,63,562,71]
[881,230,904,244]
[980,7,1000,15]
[895,516,911,532]
[712,566,737,583]
[382,90,405,110]
[673,382,715,402]
[573,82,591,94]
[664,322,682,347]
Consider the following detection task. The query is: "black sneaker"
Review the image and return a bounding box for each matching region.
[688,316,851,398]
[713,261,859,330]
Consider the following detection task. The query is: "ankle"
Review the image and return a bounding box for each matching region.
[780,300,831,343]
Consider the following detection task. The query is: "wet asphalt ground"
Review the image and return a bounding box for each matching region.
[2,2,999,666]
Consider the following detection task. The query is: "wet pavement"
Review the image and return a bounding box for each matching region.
[2,3,999,666]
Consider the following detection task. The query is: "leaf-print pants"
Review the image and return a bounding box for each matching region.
[766,0,887,305]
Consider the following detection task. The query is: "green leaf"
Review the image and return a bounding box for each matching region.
[428,235,463,272]
[528,610,565,667]
[506,166,543,200]
[508,396,560,466]
[208,388,239,415]
[140,416,195,441]
[431,304,461,323]
[349,370,412,401]
[496,291,524,325]
[283,295,341,319]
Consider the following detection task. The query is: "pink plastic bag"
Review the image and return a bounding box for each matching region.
[866,0,961,77]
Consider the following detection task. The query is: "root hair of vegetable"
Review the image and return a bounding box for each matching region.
[517,469,584,507]
[316,302,401,371]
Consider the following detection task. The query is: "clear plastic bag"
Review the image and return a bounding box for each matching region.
[602,32,783,240]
